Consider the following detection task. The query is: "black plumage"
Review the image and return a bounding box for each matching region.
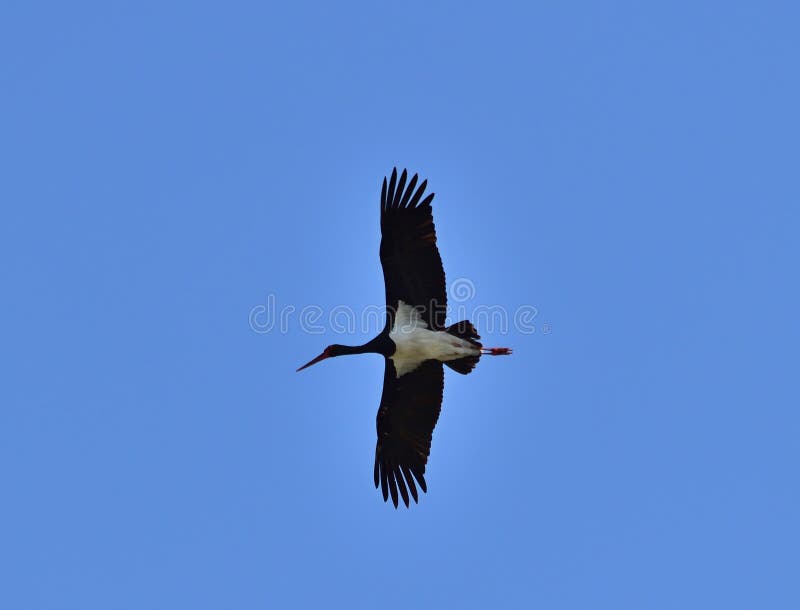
[296,168,511,508]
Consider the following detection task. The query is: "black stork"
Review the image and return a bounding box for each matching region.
[297,168,512,508]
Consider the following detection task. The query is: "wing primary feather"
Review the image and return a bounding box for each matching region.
[386,168,398,211]
[394,465,410,507]
[374,457,380,488]
[402,466,419,503]
[380,464,389,501]
[419,192,435,208]
[388,466,399,508]
[381,177,387,211]
[398,174,418,208]
[407,179,428,208]
[411,467,427,493]
[393,169,407,208]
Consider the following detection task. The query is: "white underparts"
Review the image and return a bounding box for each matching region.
[388,301,480,377]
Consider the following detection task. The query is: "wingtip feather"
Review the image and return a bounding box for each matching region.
[399,174,419,208]
[412,468,428,494]
[402,467,419,504]
[388,468,399,508]
[386,168,398,209]
[408,179,428,208]
[393,169,408,208]
[394,465,410,508]
[380,465,389,501]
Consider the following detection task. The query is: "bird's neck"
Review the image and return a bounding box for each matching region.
[342,334,392,357]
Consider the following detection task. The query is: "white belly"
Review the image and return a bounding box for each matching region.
[388,301,480,377]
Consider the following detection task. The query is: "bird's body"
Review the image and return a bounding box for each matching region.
[298,168,511,508]
[388,300,481,376]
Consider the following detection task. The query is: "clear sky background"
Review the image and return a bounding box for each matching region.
[2,1,799,609]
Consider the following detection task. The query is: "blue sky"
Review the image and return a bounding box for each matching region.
[2,1,799,608]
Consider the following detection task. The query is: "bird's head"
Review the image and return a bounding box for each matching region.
[296,344,348,371]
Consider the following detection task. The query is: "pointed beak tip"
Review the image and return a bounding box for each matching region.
[296,351,329,372]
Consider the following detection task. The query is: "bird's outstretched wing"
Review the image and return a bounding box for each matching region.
[374,359,444,508]
[380,168,447,330]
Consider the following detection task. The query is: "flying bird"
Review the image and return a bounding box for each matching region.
[297,168,511,508]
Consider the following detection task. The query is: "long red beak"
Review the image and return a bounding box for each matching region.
[296,350,330,372]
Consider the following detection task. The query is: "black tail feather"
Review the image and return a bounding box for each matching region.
[445,356,480,375]
[445,320,482,346]
[444,320,482,375]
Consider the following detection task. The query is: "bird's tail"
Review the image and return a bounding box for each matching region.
[443,320,513,375]
[444,321,482,375]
